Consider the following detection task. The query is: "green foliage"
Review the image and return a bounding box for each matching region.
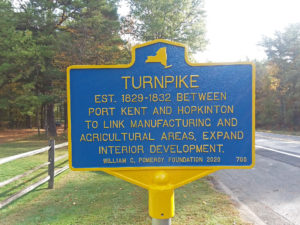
[55,0,130,67]
[0,0,207,130]
[257,24,300,130]
[0,0,129,130]
[0,1,40,126]
[122,0,207,52]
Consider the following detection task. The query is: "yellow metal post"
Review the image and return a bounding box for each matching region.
[148,170,174,224]
[149,188,174,219]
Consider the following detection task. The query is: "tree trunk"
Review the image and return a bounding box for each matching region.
[36,107,40,136]
[25,115,31,128]
[8,106,14,129]
[64,101,68,130]
[279,96,286,127]
[47,103,57,138]
[40,105,45,129]
[44,105,48,136]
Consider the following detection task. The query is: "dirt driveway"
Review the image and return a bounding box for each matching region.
[0,129,44,144]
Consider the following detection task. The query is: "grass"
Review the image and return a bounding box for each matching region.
[0,132,68,158]
[0,171,249,225]
[0,132,250,224]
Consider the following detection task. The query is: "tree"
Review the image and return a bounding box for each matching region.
[13,0,73,136]
[259,23,300,129]
[122,0,207,52]
[54,0,130,67]
[5,0,129,136]
[0,0,41,128]
[54,0,130,130]
[255,61,281,128]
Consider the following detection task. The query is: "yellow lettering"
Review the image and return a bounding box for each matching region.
[143,76,153,89]
[122,76,130,90]
[94,95,100,103]
[179,75,188,88]
[190,75,199,88]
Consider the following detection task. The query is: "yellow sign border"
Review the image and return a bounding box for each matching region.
[67,39,255,173]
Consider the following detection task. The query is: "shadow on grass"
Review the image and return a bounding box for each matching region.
[0,171,48,198]
[0,161,68,199]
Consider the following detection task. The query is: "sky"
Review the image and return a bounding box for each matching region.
[118,0,300,63]
[196,0,300,62]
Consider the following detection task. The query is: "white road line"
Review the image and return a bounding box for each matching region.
[255,145,300,159]
[256,134,300,144]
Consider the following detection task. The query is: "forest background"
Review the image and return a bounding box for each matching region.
[0,0,299,137]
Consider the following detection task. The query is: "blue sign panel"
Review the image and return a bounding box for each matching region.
[68,40,254,169]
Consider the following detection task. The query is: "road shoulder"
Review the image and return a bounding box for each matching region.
[211,176,266,225]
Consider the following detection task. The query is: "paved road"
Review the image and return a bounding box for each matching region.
[213,132,300,225]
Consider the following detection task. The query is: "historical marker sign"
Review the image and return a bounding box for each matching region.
[67,40,255,170]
